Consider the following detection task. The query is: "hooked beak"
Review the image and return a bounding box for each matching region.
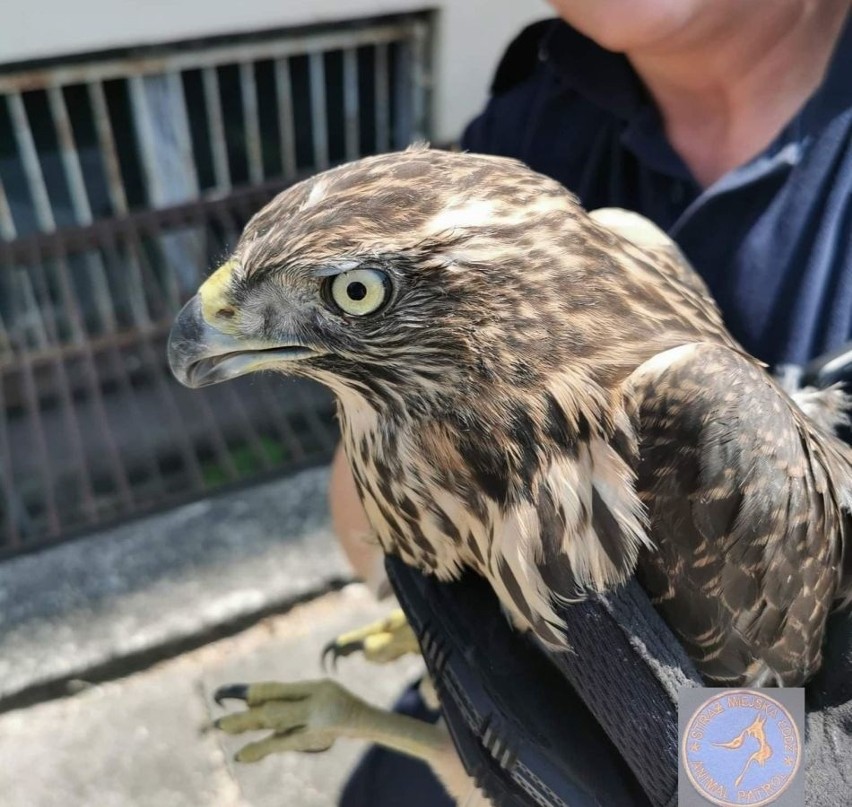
[168,261,322,389]
[167,296,320,388]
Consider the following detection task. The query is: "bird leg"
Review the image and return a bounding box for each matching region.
[214,679,478,803]
[322,607,420,667]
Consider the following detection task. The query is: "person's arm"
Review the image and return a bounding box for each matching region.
[329,442,386,590]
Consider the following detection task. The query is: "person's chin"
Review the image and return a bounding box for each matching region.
[546,0,702,53]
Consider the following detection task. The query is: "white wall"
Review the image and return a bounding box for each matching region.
[0,0,549,142]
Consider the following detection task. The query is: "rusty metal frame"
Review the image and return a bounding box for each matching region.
[0,12,434,554]
[0,181,340,555]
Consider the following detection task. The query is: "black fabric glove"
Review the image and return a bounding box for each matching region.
[803,610,852,801]
[387,559,852,807]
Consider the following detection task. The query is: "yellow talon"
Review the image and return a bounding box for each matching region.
[322,609,420,667]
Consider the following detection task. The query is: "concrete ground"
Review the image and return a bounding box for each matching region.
[0,467,423,807]
[0,586,423,807]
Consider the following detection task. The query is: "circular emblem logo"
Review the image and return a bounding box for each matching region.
[682,690,802,806]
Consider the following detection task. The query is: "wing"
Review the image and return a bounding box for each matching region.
[626,342,852,685]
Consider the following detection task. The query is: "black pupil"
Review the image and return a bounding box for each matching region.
[347,281,368,301]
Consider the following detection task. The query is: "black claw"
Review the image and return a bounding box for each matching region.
[320,641,338,673]
[214,683,249,706]
[320,638,363,672]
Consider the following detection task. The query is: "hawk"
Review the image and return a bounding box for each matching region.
[169,147,852,691]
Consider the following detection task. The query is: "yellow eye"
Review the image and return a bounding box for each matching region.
[329,268,390,316]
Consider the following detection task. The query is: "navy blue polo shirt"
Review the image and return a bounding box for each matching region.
[462,16,852,374]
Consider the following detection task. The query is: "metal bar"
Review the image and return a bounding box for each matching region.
[127,75,164,206]
[392,40,413,149]
[222,382,274,472]
[209,200,244,265]
[130,73,200,206]
[130,71,204,311]
[123,225,207,488]
[87,80,129,215]
[27,245,97,520]
[17,269,49,349]
[293,382,337,452]
[96,231,167,499]
[13,338,60,536]
[273,58,297,178]
[13,249,60,535]
[256,376,307,463]
[56,244,135,512]
[202,66,231,191]
[0,173,19,241]
[375,42,390,153]
[46,85,93,223]
[0,175,303,265]
[239,62,264,185]
[0,278,153,372]
[0,373,23,546]
[185,386,240,484]
[166,70,200,197]
[410,22,429,142]
[158,232,190,313]
[47,85,116,333]
[0,309,10,363]
[7,92,56,232]
[342,47,360,162]
[0,318,172,377]
[0,23,421,93]
[81,252,116,335]
[308,51,329,170]
[120,238,152,330]
[21,247,59,350]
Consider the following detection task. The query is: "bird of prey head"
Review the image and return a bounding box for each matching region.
[170,147,852,686]
[169,147,728,399]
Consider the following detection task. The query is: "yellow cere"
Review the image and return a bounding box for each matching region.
[199,259,240,332]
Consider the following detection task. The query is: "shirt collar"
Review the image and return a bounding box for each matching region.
[540,22,646,121]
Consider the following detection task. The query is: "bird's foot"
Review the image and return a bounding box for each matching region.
[321,608,419,668]
[213,677,456,787]
[213,679,363,762]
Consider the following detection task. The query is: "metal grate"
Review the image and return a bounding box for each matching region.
[0,14,432,554]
